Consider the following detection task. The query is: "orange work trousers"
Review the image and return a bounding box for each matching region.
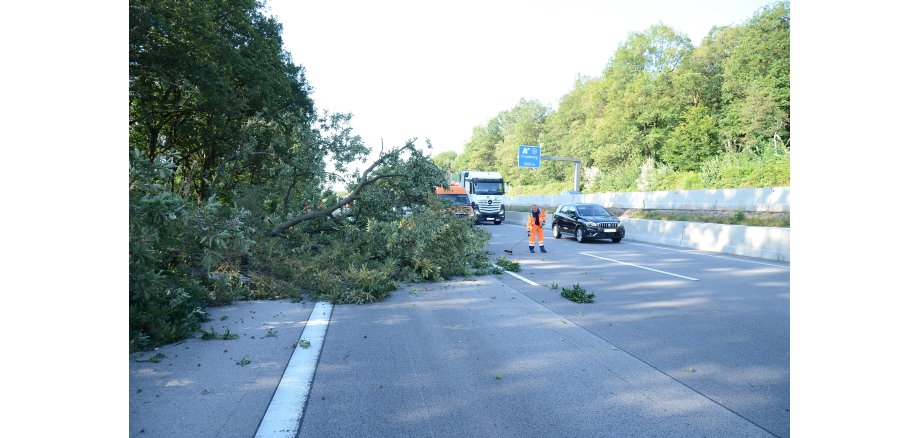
[529,226,544,247]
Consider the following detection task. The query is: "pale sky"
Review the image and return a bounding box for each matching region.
[264,0,776,160]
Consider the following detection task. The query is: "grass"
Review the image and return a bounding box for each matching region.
[628,209,789,227]
[561,283,595,303]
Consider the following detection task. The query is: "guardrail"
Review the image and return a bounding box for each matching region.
[506,187,790,213]
[503,211,789,262]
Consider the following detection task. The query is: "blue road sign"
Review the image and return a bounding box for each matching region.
[518,145,541,168]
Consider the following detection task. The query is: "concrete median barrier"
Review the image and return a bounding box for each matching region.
[506,187,790,212]
[504,211,789,262]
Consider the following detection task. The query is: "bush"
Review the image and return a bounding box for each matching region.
[130,150,256,352]
[699,149,789,188]
[635,158,671,192]
[651,170,705,191]
[587,159,643,193]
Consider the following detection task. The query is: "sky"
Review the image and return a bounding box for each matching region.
[264,0,778,159]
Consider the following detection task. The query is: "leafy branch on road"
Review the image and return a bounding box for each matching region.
[135,352,167,363]
[201,327,239,340]
[561,284,595,303]
[494,257,521,272]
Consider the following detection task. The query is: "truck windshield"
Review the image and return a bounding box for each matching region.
[472,180,504,195]
[438,194,470,205]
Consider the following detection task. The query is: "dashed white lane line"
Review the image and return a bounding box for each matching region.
[580,252,700,281]
[255,301,333,437]
[622,241,790,269]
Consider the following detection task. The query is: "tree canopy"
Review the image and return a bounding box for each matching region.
[129,0,491,351]
[454,2,790,194]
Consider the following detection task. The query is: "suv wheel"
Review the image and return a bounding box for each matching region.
[553,224,561,239]
[494,219,502,225]
[611,236,622,243]
[575,227,586,243]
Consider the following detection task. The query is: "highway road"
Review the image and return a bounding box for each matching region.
[488,222,789,436]
[296,223,789,437]
[129,222,790,437]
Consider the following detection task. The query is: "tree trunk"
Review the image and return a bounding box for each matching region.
[282,165,298,214]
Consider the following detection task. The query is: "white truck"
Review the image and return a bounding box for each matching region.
[458,170,506,225]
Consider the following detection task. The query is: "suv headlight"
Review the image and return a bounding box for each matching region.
[586,221,598,227]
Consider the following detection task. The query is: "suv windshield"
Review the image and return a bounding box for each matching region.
[472,180,504,195]
[438,194,470,205]
[575,205,611,217]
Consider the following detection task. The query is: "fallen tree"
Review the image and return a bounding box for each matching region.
[270,143,413,236]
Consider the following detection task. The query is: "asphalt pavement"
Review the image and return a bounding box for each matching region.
[484,221,790,437]
[129,222,789,437]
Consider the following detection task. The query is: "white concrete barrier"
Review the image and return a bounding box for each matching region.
[619,218,684,247]
[680,221,790,261]
[506,187,790,213]
[503,211,789,262]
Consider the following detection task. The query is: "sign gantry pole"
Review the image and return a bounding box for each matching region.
[518,145,582,193]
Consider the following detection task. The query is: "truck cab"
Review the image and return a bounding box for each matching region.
[458,171,505,225]
[435,183,475,220]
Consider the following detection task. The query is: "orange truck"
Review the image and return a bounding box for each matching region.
[435,183,475,220]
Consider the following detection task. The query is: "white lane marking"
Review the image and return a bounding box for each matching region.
[505,270,540,286]
[494,264,539,286]
[622,241,790,269]
[255,301,333,437]
[580,252,699,281]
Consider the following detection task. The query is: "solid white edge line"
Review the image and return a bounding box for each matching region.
[493,264,539,286]
[255,301,333,438]
[622,241,790,269]
[505,270,540,286]
[580,252,699,281]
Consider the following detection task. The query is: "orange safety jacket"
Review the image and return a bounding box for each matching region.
[526,209,547,232]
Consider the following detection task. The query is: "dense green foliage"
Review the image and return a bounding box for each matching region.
[454,2,790,194]
[561,284,595,303]
[129,0,490,351]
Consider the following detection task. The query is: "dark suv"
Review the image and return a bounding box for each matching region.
[552,203,626,243]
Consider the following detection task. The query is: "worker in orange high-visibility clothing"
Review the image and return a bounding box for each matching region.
[526,204,548,253]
